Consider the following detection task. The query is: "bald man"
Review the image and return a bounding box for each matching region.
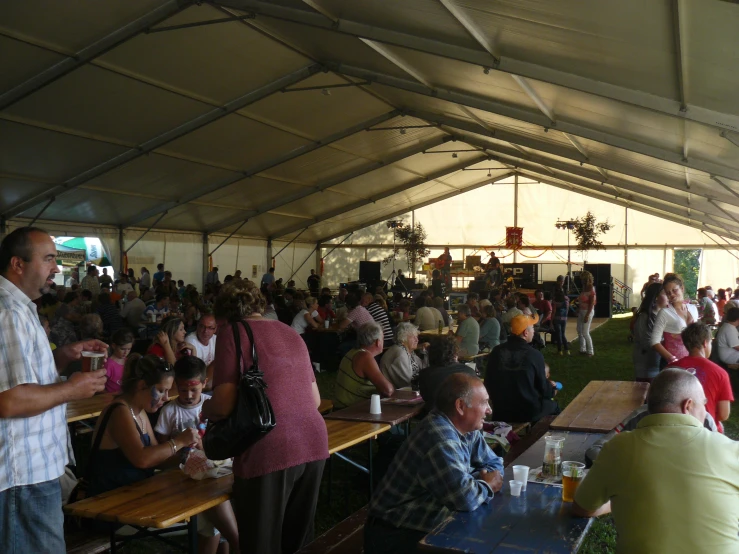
[573,369,739,553]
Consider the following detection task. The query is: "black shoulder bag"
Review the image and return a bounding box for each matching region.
[203,320,276,461]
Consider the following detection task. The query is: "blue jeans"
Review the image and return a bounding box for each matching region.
[0,479,65,554]
[553,319,569,351]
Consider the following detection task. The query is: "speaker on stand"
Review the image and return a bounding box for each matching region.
[584,263,612,318]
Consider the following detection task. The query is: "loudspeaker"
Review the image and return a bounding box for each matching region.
[359,261,381,282]
[584,263,612,318]
[468,280,486,294]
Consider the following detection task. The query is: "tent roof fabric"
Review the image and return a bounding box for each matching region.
[1,0,738,243]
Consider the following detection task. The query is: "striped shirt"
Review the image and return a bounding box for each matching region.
[0,276,67,491]
[366,302,394,346]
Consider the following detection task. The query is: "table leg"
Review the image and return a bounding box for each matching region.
[368,436,374,498]
[327,456,333,505]
[110,524,117,553]
[188,516,199,554]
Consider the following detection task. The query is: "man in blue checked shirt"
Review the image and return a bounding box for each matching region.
[365,373,503,553]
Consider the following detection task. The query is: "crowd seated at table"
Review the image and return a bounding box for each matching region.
[6,222,738,554]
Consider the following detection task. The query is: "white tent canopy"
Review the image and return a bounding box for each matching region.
[2,1,739,293]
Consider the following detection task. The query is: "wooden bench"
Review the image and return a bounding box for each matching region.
[298,505,368,553]
[503,415,556,467]
[65,528,110,554]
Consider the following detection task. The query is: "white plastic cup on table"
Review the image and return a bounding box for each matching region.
[509,480,523,497]
[324,320,330,328]
[512,465,530,491]
[81,351,104,373]
[369,394,382,414]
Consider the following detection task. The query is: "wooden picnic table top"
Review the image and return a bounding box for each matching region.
[66,392,116,423]
[64,468,234,528]
[325,398,424,426]
[550,380,649,433]
[418,326,457,336]
[420,431,600,553]
[325,419,391,455]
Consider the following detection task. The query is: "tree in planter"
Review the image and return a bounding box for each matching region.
[571,211,613,261]
[383,222,431,277]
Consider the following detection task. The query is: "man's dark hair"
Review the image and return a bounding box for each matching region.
[432,269,440,278]
[269,267,275,273]
[0,227,49,273]
[428,335,460,367]
[414,294,426,309]
[81,290,92,300]
[681,322,711,352]
[318,294,332,307]
[173,355,207,382]
[345,293,359,310]
[155,292,168,303]
[724,307,739,323]
[87,266,97,275]
[98,292,111,305]
[63,291,79,304]
[436,373,479,416]
[177,280,184,286]
[467,292,479,301]
[157,263,164,270]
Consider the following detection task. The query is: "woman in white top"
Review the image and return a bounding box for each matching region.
[290,296,323,335]
[650,274,698,364]
[380,322,429,389]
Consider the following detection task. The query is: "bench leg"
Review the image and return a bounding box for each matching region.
[188,516,199,554]
[110,524,117,554]
[368,436,374,498]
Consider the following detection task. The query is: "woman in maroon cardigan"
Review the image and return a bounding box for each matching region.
[203,280,328,554]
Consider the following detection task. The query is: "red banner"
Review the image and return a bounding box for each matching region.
[506,227,523,249]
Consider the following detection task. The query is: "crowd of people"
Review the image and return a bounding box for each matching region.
[2,225,737,554]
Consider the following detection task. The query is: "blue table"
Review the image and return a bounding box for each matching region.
[420,432,600,553]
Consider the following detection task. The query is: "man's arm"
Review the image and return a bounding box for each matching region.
[572,500,612,518]
[470,431,504,473]
[0,370,107,418]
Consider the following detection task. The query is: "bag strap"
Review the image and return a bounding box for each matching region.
[231,320,259,375]
[82,402,124,482]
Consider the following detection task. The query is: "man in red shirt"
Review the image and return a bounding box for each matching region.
[671,322,733,433]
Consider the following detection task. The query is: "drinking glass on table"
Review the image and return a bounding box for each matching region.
[561,461,585,502]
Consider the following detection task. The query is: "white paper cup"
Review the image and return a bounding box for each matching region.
[324,320,330,328]
[510,480,523,497]
[512,465,530,491]
[369,394,382,414]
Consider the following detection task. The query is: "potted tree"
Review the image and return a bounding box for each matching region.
[383,221,431,279]
[572,211,612,262]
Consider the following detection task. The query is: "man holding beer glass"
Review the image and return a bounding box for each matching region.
[0,227,107,553]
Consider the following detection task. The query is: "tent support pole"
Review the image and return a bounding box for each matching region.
[624,207,629,307]
[315,242,321,276]
[118,227,125,276]
[124,211,168,254]
[29,197,55,227]
[209,219,249,256]
[202,234,209,291]
[514,174,519,263]
[0,217,7,241]
[701,231,739,262]
[267,239,273,270]
[272,229,307,259]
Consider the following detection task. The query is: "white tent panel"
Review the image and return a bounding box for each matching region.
[454,0,677,99]
[273,190,363,220]
[99,4,312,105]
[392,150,486,178]
[159,113,312,171]
[682,0,739,116]
[0,0,168,52]
[151,204,250,233]
[272,240,318,286]
[329,164,432,198]
[196,176,312,211]
[0,120,128,183]
[124,229,204,288]
[5,65,212,144]
[700,249,739,292]
[241,74,391,140]
[315,0,477,49]
[333,116,445,159]
[82,153,237,200]
[0,36,66,93]
[259,148,370,187]
[0,178,52,211]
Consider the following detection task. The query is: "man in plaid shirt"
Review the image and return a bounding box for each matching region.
[365,373,503,553]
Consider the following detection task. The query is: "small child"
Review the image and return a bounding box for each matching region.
[155,357,239,554]
[105,329,134,394]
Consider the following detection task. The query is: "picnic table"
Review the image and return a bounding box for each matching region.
[325,397,424,428]
[550,380,649,433]
[66,392,116,423]
[419,325,458,337]
[420,431,601,553]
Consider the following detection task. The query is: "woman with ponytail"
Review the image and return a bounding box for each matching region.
[147,316,196,366]
[86,354,198,496]
[633,282,669,382]
[650,273,699,365]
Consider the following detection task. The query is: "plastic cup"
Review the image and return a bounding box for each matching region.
[369,394,382,414]
[509,480,523,497]
[81,351,104,372]
[324,320,330,328]
[512,465,530,491]
[562,461,585,502]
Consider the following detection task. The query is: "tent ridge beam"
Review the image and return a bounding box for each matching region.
[0,0,193,111]
[205,132,452,233]
[120,108,399,228]
[328,63,739,182]
[316,172,513,242]
[269,154,490,238]
[2,63,323,221]
[213,0,739,132]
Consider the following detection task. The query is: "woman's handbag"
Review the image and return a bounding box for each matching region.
[203,320,276,461]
